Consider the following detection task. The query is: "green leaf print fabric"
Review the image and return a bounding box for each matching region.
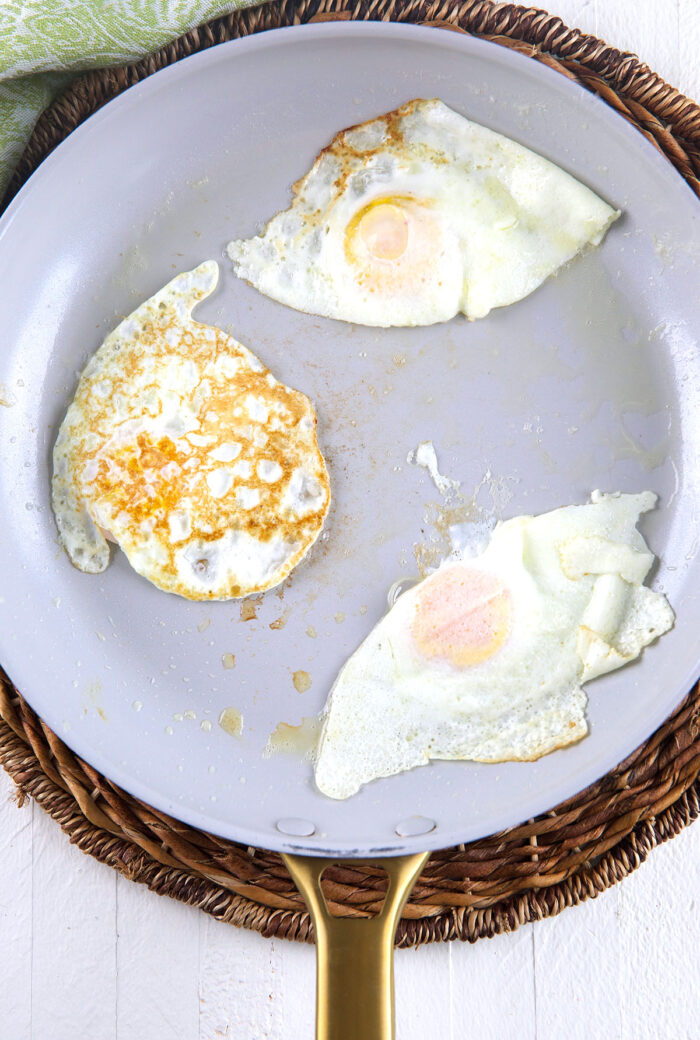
[0,1,262,200]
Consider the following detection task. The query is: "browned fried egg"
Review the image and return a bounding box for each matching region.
[52,262,330,599]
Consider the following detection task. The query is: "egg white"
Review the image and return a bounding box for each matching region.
[314,492,674,799]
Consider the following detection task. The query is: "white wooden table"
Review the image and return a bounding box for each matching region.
[1,3,699,1037]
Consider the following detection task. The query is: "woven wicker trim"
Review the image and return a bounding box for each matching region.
[1,674,699,945]
[2,0,699,946]
[4,0,699,209]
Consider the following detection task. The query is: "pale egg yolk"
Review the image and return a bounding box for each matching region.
[344,195,424,277]
[411,567,511,668]
[357,202,409,261]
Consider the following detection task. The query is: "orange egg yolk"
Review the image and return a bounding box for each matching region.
[411,567,512,668]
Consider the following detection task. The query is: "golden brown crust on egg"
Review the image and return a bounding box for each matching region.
[287,99,448,222]
[55,265,330,600]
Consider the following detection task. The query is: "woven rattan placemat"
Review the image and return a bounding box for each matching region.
[2,0,699,947]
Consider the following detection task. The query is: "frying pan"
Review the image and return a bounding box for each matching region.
[1,23,699,1040]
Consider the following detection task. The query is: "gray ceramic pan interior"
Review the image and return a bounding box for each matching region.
[0,24,699,857]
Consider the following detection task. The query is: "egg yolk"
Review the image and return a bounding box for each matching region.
[343,194,448,301]
[357,202,409,260]
[411,567,511,668]
[344,195,419,266]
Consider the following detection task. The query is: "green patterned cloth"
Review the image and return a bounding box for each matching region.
[0,1,262,201]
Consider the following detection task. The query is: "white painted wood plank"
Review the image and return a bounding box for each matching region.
[450,923,537,1039]
[678,0,700,100]
[198,914,284,1039]
[30,802,117,1040]
[534,885,621,1040]
[276,934,316,1039]
[0,770,33,1038]
[115,874,200,1040]
[617,822,700,1040]
[396,943,453,1040]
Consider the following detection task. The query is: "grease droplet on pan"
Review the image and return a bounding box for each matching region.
[293,669,312,693]
[218,707,243,737]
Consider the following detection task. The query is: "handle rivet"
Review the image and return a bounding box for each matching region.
[276,817,316,837]
[395,816,436,837]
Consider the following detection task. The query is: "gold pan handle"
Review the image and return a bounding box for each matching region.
[283,852,429,1040]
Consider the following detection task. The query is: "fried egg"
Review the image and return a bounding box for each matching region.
[227,98,620,327]
[314,492,673,799]
[52,262,330,600]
